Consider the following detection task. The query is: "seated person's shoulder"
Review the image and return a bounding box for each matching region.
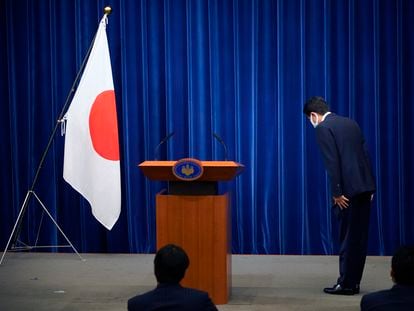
[127,288,157,308]
[128,286,217,311]
[361,288,390,304]
[361,286,414,311]
[182,286,209,296]
[181,287,218,310]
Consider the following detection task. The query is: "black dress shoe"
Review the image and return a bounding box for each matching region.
[323,284,355,295]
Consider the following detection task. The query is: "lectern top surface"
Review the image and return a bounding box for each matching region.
[138,160,244,181]
[139,160,242,167]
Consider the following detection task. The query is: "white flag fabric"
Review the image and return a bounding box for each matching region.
[63,16,121,230]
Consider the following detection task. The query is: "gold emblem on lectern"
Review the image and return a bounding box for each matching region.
[181,164,194,176]
[172,158,204,181]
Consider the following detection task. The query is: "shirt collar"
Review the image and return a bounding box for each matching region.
[321,112,331,122]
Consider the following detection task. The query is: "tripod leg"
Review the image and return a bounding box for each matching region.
[31,191,84,261]
[0,191,32,265]
[34,210,45,248]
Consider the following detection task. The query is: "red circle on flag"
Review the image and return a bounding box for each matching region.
[89,90,120,161]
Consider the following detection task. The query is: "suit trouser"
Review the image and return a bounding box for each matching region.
[336,192,372,288]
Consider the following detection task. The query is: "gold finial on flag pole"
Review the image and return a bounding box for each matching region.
[104,6,112,16]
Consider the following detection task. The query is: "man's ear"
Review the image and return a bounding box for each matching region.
[390,268,395,282]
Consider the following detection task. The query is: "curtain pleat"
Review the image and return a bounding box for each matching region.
[1,0,413,255]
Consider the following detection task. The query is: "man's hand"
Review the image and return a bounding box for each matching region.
[333,195,349,210]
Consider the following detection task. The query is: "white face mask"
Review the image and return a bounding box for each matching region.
[310,113,319,128]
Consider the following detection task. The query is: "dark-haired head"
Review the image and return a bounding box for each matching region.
[303,96,329,116]
[154,244,190,284]
[391,245,414,286]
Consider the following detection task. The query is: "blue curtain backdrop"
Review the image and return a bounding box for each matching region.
[1,0,413,255]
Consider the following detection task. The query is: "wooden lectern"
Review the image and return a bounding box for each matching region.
[139,160,243,304]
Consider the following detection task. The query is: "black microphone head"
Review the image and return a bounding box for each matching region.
[213,132,222,142]
[154,132,175,160]
[166,131,175,140]
[212,132,228,161]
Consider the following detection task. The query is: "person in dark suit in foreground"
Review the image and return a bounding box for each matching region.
[128,244,218,311]
[360,246,414,310]
[304,97,376,295]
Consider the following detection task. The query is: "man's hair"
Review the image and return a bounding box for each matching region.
[392,245,414,286]
[154,244,190,284]
[303,96,329,116]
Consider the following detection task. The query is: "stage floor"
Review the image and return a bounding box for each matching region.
[0,252,390,310]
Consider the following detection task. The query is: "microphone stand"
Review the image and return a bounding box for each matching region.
[213,132,228,161]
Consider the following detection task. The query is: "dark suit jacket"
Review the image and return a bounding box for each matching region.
[127,283,218,311]
[360,284,414,311]
[315,113,376,198]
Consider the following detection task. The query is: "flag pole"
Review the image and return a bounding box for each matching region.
[1,7,113,265]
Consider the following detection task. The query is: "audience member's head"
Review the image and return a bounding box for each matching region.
[303,96,329,116]
[154,244,189,284]
[391,245,414,286]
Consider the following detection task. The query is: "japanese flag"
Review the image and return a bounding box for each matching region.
[63,16,121,230]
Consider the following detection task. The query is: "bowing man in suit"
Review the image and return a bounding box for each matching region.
[303,96,376,295]
[128,244,218,311]
[361,246,414,310]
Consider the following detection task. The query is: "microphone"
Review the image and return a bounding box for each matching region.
[213,132,228,161]
[154,132,174,160]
